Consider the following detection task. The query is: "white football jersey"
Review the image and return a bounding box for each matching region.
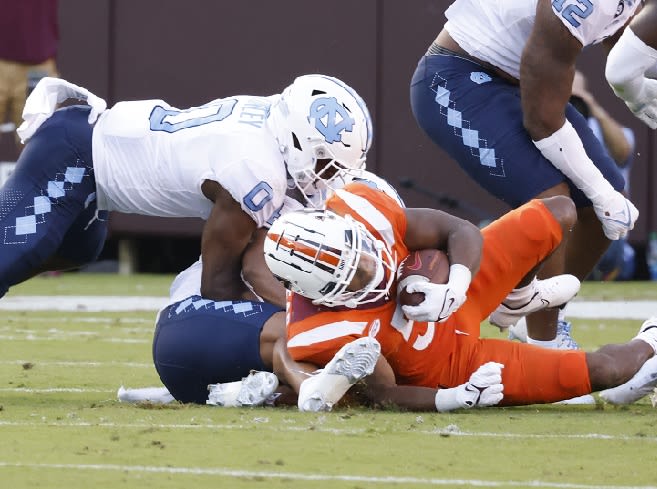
[165,257,258,307]
[445,0,640,79]
[92,95,298,228]
[167,258,203,305]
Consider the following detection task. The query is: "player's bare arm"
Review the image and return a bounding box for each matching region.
[524,1,638,241]
[403,208,482,277]
[520,0,582,139]
[242,228,287,308]
[400,208,481,323]
[356,354,504,412]
[200,180,257,301]
[355,355,438,411]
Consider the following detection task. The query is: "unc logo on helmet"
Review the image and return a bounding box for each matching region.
[309,97,355,144]
[267,74,372,207]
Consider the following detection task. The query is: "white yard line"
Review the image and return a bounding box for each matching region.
[1,420,656,442]
[0,387,113,393]
[0,335,149,343]
[0,461,654,489]
[0,360,152,368]
[1,296,656,318]
[0,295,168,311]
[567,300,657,319]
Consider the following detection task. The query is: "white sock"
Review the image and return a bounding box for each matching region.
[527,337,558,349]
[635,328,657,355]
[558,307,567,322]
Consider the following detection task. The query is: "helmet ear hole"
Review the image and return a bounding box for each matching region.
[292,133,302,151]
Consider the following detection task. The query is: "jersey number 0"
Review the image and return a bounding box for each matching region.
[149,100,238,133]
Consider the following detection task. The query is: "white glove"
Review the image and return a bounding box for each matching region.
[435,362,504,412]
[401,264,471,323]
[402,281,465,322]
[17,77,107,143]
[592,189,639,240]
[532,121,638,239]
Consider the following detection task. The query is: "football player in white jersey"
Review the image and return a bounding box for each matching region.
[607,0,657,129]
[410,0,640,350]
[0,74,372,301]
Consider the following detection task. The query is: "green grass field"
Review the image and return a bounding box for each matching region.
[1,274,657,489]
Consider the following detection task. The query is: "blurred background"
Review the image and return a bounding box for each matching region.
[1,0,655,279]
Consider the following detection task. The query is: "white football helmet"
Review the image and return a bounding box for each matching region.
[264,209,395,308]
[268,74,373,206]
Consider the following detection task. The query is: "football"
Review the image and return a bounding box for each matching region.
[397,249,450,307]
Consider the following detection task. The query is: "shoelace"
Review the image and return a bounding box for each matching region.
[556,320,579,349]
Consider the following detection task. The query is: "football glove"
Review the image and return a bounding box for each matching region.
[17,77,107,142]
[592,190,639,241]
[401,264,471,323]
[402,281,465,323]
[435,362,505,412]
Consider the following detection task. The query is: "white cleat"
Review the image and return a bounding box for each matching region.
[554,320,579,350]
[207,371,279,407]
[489,275,580,330]
[298,336,381,412]
[117,386,175,404]
[554,394,596,405]
[599,355,657,405]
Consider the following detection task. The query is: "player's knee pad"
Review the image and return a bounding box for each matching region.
[557,351,590,393]
[515,200,562,256]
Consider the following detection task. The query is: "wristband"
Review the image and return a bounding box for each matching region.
[435,387,461,412]
[447,263,472,296]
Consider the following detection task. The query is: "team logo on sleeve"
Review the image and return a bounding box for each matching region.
[470,72,492,85]
[309,97,355,143]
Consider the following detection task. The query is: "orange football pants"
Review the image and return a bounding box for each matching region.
[421,199,591,404]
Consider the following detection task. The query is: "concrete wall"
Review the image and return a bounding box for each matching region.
[3,0,655,242]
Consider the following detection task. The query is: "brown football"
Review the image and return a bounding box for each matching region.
[397,249,450,307]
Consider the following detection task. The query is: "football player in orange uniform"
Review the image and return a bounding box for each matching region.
[263,182,657,412]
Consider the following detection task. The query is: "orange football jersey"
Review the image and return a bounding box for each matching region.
[286,184,592,403]
[287,181,461,386]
